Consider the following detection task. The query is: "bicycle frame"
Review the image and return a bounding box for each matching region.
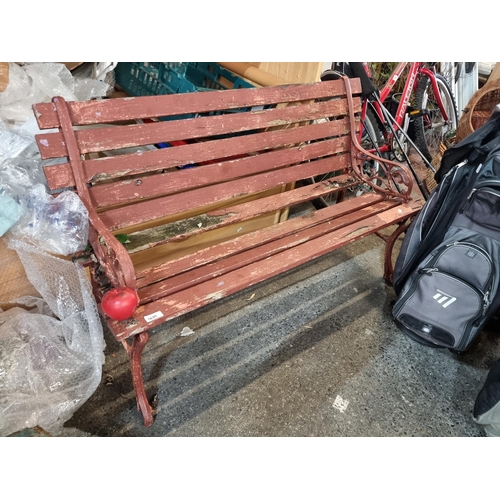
[359,62,450,154]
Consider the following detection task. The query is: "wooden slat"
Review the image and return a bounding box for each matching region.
[35,96,360,159]
[88,136,351,209]
[100,153,352,232]
[108,202,423,341]
[135,193,388,286]
[43,117,354,191]
[130,212,281,273]
[33,79,362,129]
[138,199,400,303]
[123,173,362,255]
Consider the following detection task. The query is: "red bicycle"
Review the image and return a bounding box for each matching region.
[313,62,458,207]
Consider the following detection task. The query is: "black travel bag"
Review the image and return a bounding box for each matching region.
[392,107,500,352]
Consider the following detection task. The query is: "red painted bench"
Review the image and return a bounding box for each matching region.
[32,77,423,427]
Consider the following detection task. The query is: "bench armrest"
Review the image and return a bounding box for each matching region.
[50,96,136,291]
[87,211,137,291]
[352,140,415,202]
[341,76,416,203]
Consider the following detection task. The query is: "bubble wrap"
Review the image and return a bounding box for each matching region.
[0,63,110,125]
[0,239,105,436]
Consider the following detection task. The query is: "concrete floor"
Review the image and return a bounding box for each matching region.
[64,212,500,437]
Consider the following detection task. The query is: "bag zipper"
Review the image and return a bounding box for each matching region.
[461,182,500,213]
[396,160,468,285]
[395,240,494,349]
[418,160,468,240]
[421,241,493,289]
[395,268,489,350]
[435,271,487,351]
[418,267,491,316]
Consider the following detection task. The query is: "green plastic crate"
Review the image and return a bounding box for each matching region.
[115,62,254,97]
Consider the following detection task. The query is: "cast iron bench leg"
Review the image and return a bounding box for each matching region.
[122,332,154,427]
[382,219,412,285]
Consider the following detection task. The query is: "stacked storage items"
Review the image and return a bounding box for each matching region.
[115,62,254,99]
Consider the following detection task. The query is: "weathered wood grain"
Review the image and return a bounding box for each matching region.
[135,193,390,288]
[108,201,423,340]
[122,173,361,255]
[88,136,350,209]
[100,153,353,232]
[33,79,362,129]
[35,96,360,159]
[137,200,399,303]
[43,116,355,191]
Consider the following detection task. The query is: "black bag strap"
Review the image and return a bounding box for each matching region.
[348,62,379,98]
[436,112,500,183]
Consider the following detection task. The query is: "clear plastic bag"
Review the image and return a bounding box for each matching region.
[0,63,46,124]
[0,63,110,125]
[0,114,51,169]
[0,151,43,237]
[0,145,88,254]
[0,124,35,165]
[0,154,47,196]
[9,184,89,256]
[0,239,105,437]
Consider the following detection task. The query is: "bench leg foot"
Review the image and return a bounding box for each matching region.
[383,219,411,286]
[127,331,154,427]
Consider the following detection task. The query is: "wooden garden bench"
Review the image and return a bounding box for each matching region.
[32,76,424,427]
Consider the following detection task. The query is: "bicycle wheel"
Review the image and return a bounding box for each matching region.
[413,73,458,162]
[311,107,384,208]
[438,62,462,87]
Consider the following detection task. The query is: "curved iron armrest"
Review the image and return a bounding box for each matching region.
[86,213,137,291]
[341,77,415,203]
[52,96,137,292]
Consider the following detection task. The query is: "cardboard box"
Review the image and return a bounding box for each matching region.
[0,62,9,92]
[0,237,39,308]
[61,62,84,71]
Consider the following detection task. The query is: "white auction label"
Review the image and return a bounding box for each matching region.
[144,311,164,322]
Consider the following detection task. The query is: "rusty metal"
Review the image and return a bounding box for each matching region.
[127,331,153,427]
[383,218,414,285]
[342,76,414,203]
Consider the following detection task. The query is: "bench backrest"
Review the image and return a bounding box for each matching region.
[32,78,418,298]
[33,79,364,234]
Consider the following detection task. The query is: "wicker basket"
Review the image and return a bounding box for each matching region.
[425,141,450,193]
[424,78,500,193]
[456,78,500,142]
